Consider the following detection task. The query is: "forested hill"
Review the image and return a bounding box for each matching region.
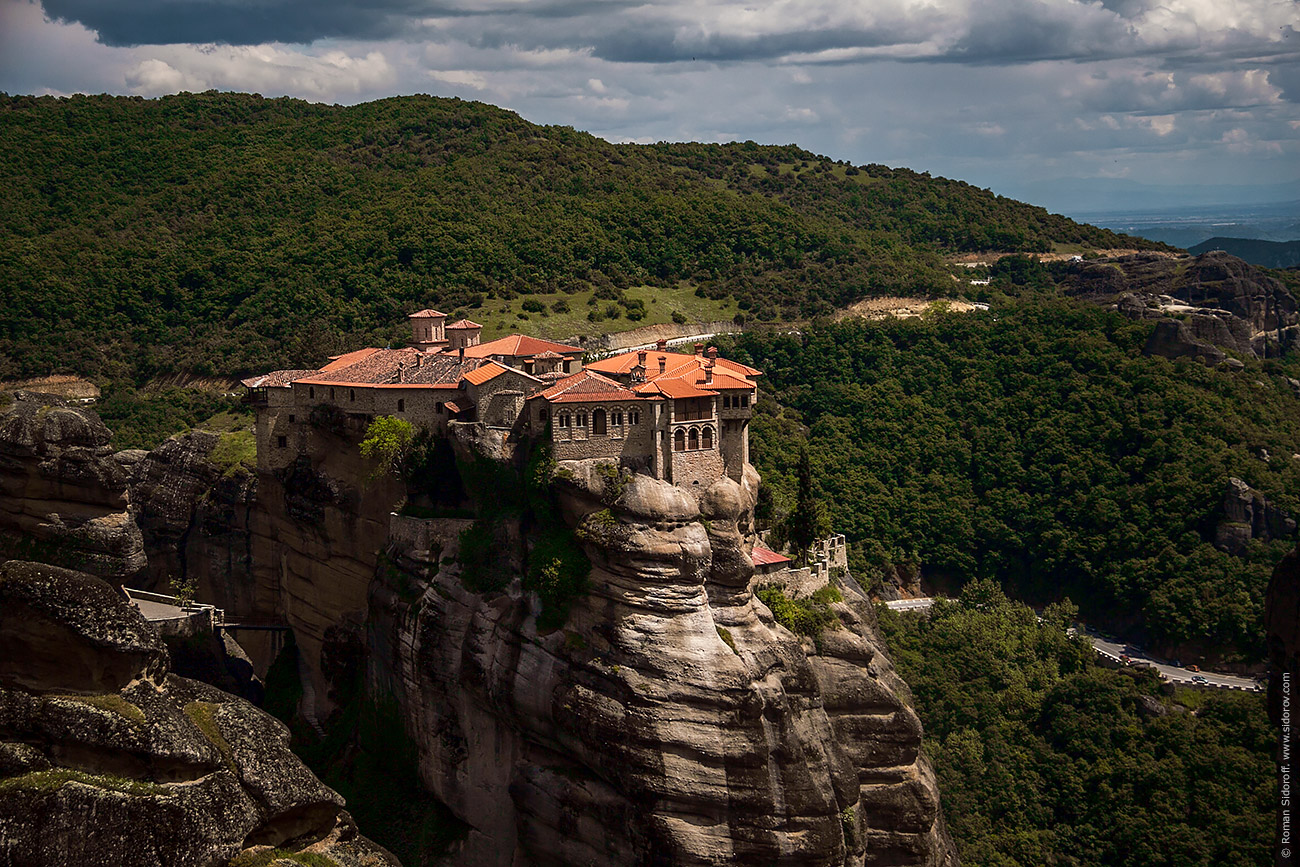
[0,91,1161,383]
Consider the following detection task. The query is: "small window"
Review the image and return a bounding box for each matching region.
[330,388,335,400]
[436,402,444,415]
[631,410,640,425]
[309,387,315,399]
[563,360,572,373]
[397,399,405,412]
[741,394,750,407]
[723,394,731,409]
[689,428,699,450]
[578,412,587,428]
[674,429,685,451]
[350,389,356,402]
[702,426,713,449]
[288,414,295,423]
[276,435,287,448]
[593,408,606,435]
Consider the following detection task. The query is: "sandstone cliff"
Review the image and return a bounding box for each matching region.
[366,457,956,867]
[0,392,145,579]
[0,559,398,867]
[1059,251,1299,362]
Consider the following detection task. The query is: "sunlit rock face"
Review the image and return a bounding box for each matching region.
[0,391,145,578]
[369,458,957,867]
[0,560,398,867]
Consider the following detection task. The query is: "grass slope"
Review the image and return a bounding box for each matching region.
[0,91,1163,385]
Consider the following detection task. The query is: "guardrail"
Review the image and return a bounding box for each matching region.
[124,587,225,625]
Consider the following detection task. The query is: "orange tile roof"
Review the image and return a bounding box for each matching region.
[461,334,584,359]
[240,369,318,388]
[443,401,463,414]
[446,319,482,329]
[751,543,791,568]
[297,348,484,388]
[633,378,715,399]
[460,361,537,386]
[533,369,648,404]
[587,349,761,380]
[697,371,755,391]
[321,347,382,371]
[409,309,446,319]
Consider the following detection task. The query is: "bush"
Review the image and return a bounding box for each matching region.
[755,585,838,636]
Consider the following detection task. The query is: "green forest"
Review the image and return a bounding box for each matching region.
[731,294,1300,659]
[879,583,1271,867]
[0,91,1160,386]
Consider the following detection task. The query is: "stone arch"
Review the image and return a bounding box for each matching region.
[674,429,686,451]
[688,427,699,450]
[702,425,713,449]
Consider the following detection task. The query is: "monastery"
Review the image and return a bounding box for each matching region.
[243,308,761,490]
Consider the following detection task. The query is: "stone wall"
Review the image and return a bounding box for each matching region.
[547,400,656,469]
[670,445,726,490]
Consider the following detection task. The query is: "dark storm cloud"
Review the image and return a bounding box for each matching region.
[40,0,638,47]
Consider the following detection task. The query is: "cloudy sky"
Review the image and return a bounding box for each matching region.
[1,0,1297,213]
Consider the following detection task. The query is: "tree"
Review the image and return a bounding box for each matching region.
[360,416,417,479]
[785,447,829,562]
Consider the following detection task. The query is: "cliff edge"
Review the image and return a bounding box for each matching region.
[368,456,956,866]
[0,559,398,867]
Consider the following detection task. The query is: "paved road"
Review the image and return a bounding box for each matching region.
[1085,631,1261,690]
[885,597,935,611]
[883,597,1261,691]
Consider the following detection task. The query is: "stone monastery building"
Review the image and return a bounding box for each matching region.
[244,309,760,489]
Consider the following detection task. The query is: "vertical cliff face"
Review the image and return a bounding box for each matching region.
[369,457,955,867]
[0,391,145,578]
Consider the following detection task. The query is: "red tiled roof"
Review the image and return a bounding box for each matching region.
[296,348,484,387]
[460,361,535,386]
[751,543,791,568]
[321,347,381,371]
[696,371,755,391]
[533,369,647,404]
[461,334,584,359]
[443,401,463,414]
[409,309,446,319]
[240,369,318,388]
[587,349,761,380]
[446,319,482,329]
[633,378,715,399]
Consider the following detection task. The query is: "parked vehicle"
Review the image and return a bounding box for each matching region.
[1187,664,1199,672]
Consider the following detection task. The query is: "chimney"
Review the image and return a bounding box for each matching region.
[459,345,465,362]
[706,346,718,360]
[694,342,704,358]
[658,356,666,374]
[704,359,714,385]
[656,338,668,351]
[637,350,647,366]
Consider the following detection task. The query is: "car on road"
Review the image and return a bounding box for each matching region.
[1187,664,1199,672]
[1191,675,1208,684]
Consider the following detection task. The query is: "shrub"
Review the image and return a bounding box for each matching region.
[755,585,838,637]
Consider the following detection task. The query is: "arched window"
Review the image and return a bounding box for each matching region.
[560,413,569,428]
[688,427,699,450]
[612,410,622,426]
[593,408,607,435]
[631,410,640,425]
[702,426,713,449]
[578,412,587,428]
[674,429,685,451]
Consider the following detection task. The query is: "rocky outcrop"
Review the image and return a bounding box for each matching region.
[369,458,955,867]
[1061,251,1299,362]
[126,431,257,609]
[0,392,145,578]
[1214,477,1296,555]
[0,559,398,867]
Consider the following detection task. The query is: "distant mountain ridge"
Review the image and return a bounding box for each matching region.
[0,91,1161,384]
[1188,237,1300,269]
